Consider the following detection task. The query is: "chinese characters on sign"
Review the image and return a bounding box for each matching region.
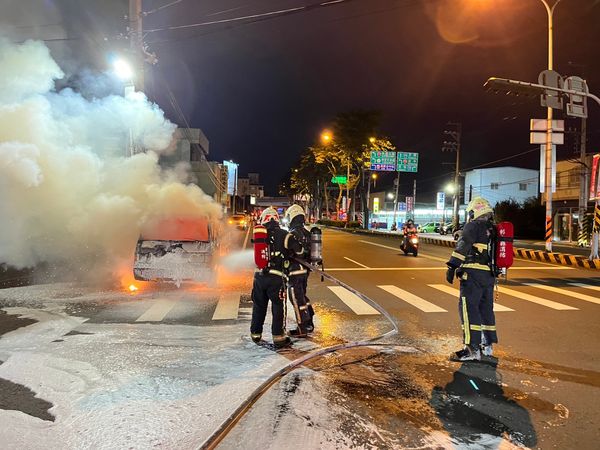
[370,151,397,171]
[397,152,419,172]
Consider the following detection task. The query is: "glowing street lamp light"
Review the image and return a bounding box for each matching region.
[112,58,134,82]
[445,183,456,194]
[320,130,333,145]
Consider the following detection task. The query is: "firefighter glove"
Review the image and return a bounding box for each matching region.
[445,266,456,284]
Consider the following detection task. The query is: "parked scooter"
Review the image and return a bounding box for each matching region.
[400,231,419,257]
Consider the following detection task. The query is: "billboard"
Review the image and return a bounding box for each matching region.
[223,160,238,195]
[436,192,445,210]
[591,154,600,201]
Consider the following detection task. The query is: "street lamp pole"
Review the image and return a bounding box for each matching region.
[540,0,562,252]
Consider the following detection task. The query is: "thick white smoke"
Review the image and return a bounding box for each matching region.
[0,38,222,281]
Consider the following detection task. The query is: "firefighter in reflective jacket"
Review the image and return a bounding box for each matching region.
[284,204,315,337]
[250,207,303,348]
[445,197,497,361]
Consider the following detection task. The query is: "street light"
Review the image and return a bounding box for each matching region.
[112,57,134,82]
[387,192,395,200]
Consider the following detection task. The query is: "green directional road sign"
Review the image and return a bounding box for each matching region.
[370,151,397,171]
[331,175,348,184]
[397,152,419,172]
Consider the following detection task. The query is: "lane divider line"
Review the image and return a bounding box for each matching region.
[525,283,600,306]
[378,285,447,313]
[497,286,578,311]
[343,257,369,268]
[428,284,514,312]
[327,286,380,315]
[135,300,177,322]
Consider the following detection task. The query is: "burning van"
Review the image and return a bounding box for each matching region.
[133,217,219,283]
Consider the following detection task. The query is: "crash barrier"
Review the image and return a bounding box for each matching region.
[325,226,600,270]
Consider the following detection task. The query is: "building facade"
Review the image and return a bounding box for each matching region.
[463,167,539,206]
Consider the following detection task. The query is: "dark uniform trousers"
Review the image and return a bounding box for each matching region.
[287,273,313,330]
[250,272,286,339]
[458,269,497,348]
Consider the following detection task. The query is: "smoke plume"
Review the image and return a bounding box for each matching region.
[0,38,221,281]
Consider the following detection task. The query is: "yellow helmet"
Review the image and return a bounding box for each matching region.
[466,197,493,220]
[284,204,306,223]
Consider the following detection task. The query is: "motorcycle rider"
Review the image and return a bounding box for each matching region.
[283,204,315,337]
[250,207,303,348]
[401,219,418,251]
[445,197,497,361]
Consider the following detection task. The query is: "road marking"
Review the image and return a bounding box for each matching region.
[378,285,447,312]
[497,286,578,311]
[325,266,571,271]
[525,283,600,306]
[212,292,241,320]
[568,282,600,293]
[358,239,449,263]
[344,257,369,268]
[135,300,177,322]
[327,286,380,315]
[243,226,251,249]
[428,284,514,312]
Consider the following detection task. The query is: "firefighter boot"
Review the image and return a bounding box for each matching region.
[273,335,292,349]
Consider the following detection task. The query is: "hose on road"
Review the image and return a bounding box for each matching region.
[199,263,401,450]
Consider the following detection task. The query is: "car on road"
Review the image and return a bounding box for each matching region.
[133,217,219,283]
[227,213,248,230]
[418,222,441,233]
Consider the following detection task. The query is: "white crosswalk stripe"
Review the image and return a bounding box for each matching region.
[525,283,600,306]
[497,286,578,311]
[212,292,242,320]
[428,284,514,312]
[378,285,447,312]
[135,299,177,322]
[327,286,380,315]
[568,282,600,293]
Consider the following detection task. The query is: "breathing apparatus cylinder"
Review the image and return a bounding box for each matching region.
[252,225,269,269]
[310,227,322,264]
[495,221,514,270]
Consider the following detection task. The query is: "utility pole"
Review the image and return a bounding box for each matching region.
[578,117,588,245]
[443,122,462,231]
[392,170,400,227]
[412,179,417,220]
[129,0,144,92]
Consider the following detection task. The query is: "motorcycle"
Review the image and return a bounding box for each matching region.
[400,231,419,257]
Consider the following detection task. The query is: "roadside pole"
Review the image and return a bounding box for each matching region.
[129,0,144,92]
[392,170,400,228]
[578,117,588,246]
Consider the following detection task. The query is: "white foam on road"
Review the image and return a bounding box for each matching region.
[497,286,578,311]
[327,286,380,315]
[135,299,177,322]
[378,285,447,313]
[212,292,241,320]
[428,284,515,312]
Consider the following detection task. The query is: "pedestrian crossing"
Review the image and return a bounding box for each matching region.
[92,280,600,325]
[325,282,600,315]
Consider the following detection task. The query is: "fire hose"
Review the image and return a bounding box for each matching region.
[199,263,400,450]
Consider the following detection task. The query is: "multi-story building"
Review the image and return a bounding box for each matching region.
[159,128,228,208]
[463,167,539,206]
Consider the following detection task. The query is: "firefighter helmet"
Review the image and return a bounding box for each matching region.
[284,204,305,223]
[466,197,493,220]
[259,207,279,225]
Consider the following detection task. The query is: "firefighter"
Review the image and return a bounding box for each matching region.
[250,207,303,348]
[284,204,315,337]
[445,197,497,361]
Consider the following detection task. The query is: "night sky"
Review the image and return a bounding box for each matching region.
[4,0,600,199]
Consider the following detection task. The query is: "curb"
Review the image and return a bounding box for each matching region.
[324,226,600,270]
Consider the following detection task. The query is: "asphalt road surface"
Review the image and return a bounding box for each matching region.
[0,226,598,449]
